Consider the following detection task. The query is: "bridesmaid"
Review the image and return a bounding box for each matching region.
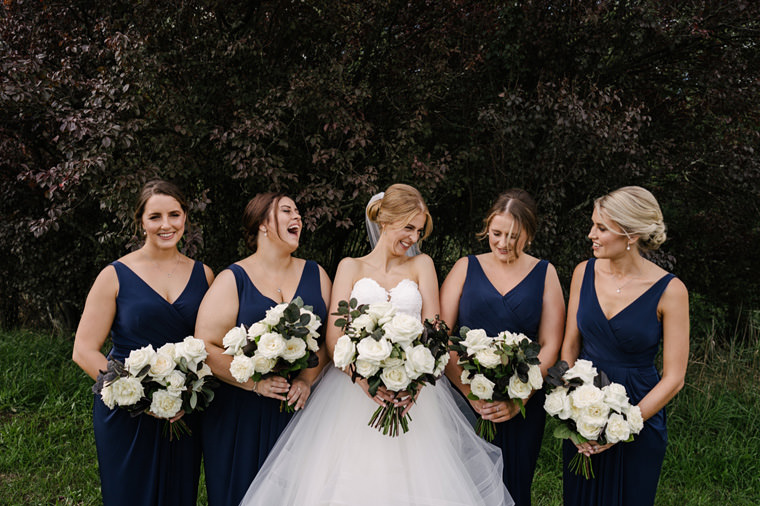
[197,192,331,506]
[441,189,565,506]
[72,180,214,505]
[560,186,689,506]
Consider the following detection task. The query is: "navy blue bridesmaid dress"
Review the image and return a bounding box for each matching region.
[457,255,550,506]
[92,260,209,506]
[201,260,327,506]
[563,258,675,506]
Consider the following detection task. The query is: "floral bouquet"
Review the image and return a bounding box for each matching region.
[543,359,644,479]
[222,296,322,413]
[331,298,450,437]
[451,327,543,441]
[92,336,218,439]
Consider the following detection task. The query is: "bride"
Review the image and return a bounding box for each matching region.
[239,184,514,506]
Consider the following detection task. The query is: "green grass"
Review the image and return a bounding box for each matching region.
[1,329,759,505]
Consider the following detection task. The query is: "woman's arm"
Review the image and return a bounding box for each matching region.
[440,257,468,390]
[72,266,118,380]
[536,263,566,377]
[415,254,440,322]
[325,258,357,359]
[560,261,587,366]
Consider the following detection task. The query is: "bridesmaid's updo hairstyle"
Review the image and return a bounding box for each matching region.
[595,186,667,252]
[243,192,286,251]
[478,189,538,257]
[133,179,188,237]
[366,183,433,240]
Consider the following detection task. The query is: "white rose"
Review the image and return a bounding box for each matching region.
[247,322,270,340]
[223,325,249,355]
[110,376,145,406]
[474,348,502,369]
[383,313,423,346]
[263,303,288,326]
[100,384,116,409]
[356,336,393,363]
[150,389,183,419]
[303,309,322,334]
[149,351,176,379]
[196,363,212,378]
[350,314,376,334]
[366,302,396,326]
[580,402,611,427]
[564,359,598,384]
[256,332,287,359]
[605,412,631,444]
[460,369,472,385]
[405,345,436,377]
[498,330,525,347]
[332,335,356,369]
[470,374,495,400]
[124,345,155,376]
[626,405,644,434]
[544,387,572,420]
[252,353,277,374]
[527,365,544,390]
[174,336,208,368]
[305,334,319,352]
[434,352,449,376]
[355,359,380,378]
[602,383,630,413]
[462,328,491,353]
[156,342,176,360]
[229,354,255,383]
[380,356,404,368]
[576,417,604,440]
[281,337,307,362]
[164,370,187,396]
[380,365,410,391]
[508,374,533,400]
[569,384,605,409]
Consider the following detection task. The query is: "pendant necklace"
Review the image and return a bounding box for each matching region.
[148,253,181,278]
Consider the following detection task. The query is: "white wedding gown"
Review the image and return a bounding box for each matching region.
[239,278,514,506]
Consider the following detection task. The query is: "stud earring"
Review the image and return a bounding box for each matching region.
[626,243,631,251]
[142,230,147,236]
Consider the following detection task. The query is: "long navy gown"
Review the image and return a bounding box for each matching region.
[457,255,550,506]
[563,258,675,506]
[92,260,209,506]
[201,260,327,506]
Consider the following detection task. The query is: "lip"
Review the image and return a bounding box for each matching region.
[157,232,176,240]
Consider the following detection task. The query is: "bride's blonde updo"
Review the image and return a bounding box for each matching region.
[366,184,433,240]
[595,186,667,251]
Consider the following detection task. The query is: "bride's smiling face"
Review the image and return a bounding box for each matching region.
[383,212,426,257]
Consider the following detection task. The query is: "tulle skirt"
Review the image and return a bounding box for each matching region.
[239,367,514,506]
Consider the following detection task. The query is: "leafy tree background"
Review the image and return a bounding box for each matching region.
[2,0,758,339]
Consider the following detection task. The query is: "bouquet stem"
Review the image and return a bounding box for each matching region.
[368,403,412,437]
[475,417,497,442]
[162,419,191,441]
[568,452,595,479]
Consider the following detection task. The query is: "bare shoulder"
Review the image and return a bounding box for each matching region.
[202,264,215,284]
[410,252,435,269]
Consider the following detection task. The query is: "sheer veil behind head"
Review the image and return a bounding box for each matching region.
[365,192,421,257]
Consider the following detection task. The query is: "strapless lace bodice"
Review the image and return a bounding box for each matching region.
[350,278,423,320]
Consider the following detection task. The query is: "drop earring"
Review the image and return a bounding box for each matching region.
[626,243,631,251]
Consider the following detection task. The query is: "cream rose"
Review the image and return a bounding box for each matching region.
[150,389,183,419]
[263,303,287,326]
[175,336,208,367]
[156,342,176,360]
[380,365,410,391]
[405,345,436,377]
[474,348,501,369]
[366,302,396,326]
[252,353,277,374]
[355,359,380,378]
[433,352,449,376]
[470,374,495,400]
[100,384,116,409]
[602,383,630,412]
[110,376,145,406]
[460,369,472,385]
[604,412,631,444]
[356,336,393,363]
[332,335,356,368]
[196,363,212,379]
[229,354,255,383]
[124,345,155,376]
[576,418,604,441]
[498,331,525,347]
[626,405,644,434]
[544,387,572,420]
[303,309,322,334]
[507,374,533,400]
[384,313,423,346]
[281,337,307,363]
[256,332,287,359]
[462,328,490,353]
[350,314,376,334]
[380,356,404,368]
[164,370,187,396]
[580,402,611,427]
[527,364,544,390]
[569,384,605,409]
[223,325,249,355]
[149,351,176,379]
[247,322,270,340]
[564,359,597,384]
[305,334,319,352]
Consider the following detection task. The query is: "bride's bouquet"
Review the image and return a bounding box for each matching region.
[450,327,543,441]
[543,359,644,479]
[93,336,218,439]
[332,298,450,436]
[222,296,322,413]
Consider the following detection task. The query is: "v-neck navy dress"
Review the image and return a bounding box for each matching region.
[201,260,327,506]
[457,255,550,506]
[92,260,209,506]
[563,258,675,506]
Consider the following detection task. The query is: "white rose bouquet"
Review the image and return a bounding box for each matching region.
[332,298,450,437]
[92,336,218,439]
[543,359,644,479]
[222,296,322,413]
[451,327,543,441]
